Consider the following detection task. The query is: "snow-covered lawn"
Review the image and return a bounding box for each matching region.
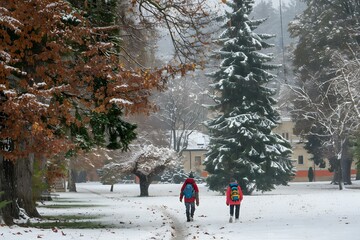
[1,181,360,240]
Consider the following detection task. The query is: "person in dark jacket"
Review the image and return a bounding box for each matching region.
[308,167,314,182]
[226,178,243,223]
[180,172,199,222]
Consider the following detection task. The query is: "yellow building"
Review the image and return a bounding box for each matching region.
[274,117,330,181]
[181,131,209,177]
[275,117,358,181]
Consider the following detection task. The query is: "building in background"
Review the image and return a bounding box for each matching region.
[181,118,356,182]
[274,118,323,181]
[273,117,357,181]
[181,131,209,178]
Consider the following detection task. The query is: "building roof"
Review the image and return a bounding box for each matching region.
[186,130,209,150]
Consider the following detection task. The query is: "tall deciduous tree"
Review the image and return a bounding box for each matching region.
[289,0,360,187]
[0,0,193,224]
[129,0,218,63]
[204,0,294,195]
[154,75,207,153]
[289,50,360,189]
[63,0,138,192]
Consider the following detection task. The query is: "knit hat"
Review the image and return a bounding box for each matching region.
[189,172,194,178]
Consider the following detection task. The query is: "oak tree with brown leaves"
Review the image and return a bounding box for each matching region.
[0,0,201,225]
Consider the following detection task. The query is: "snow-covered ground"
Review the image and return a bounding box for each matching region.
[1,181,360,240]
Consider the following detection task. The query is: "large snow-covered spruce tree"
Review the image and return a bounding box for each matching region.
[204,0,294,195]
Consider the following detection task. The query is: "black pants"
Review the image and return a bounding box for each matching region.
[230,204,240,219]
[185,202,195,219]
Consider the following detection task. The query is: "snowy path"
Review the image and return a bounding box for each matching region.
[74,183,220,240]
[157,205,186,240]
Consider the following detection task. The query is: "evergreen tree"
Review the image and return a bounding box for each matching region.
[160,164,204,184]
[204,0,294,195]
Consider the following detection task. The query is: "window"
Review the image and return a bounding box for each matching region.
[282,133,289,140]
[195,156,201,166]
[298,155,304,164]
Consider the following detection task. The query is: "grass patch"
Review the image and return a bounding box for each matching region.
[43,214,103,221]
[52,199,84,203]
[32,197,110,229]
[27,221,111,229]
[40,204,100,209]
[24,214,110,229]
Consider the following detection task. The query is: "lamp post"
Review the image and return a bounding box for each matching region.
[279,0,287,83]
[189,150,192,171]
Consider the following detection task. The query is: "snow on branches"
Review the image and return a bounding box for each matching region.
[99,144,178,195]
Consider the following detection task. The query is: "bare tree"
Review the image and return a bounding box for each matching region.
[130,0,218,63]
[153,74,208,153]
[290,50,360,189]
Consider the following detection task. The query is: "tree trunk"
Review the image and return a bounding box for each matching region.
[138,174,151,197]
[15,156,40,218]
[341,139,352,185]
[0,158,19,225]
[342,158,352,185]
[337,138,353,189]
[356,163,360,180]
[332,168,339,184]
[68,169,77,192]
[337,162,343,190]
[110,184,113,192]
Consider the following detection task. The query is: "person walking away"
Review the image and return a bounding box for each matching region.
[308,167,314,182]
[180,172,199,222]
[226,178,243,223]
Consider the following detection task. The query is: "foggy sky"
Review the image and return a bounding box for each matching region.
[156,0,294,62]
[255,0,292,8]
